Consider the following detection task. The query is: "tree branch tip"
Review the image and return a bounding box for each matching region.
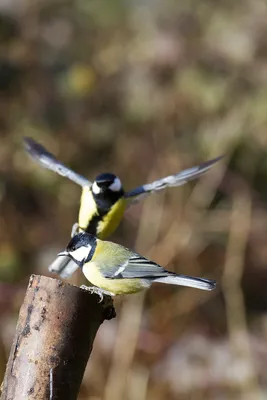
[27,274,116,320]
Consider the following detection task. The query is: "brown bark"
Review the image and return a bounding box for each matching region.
[1,274,116,400]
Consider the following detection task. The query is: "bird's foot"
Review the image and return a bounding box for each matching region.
[80,285,114,302]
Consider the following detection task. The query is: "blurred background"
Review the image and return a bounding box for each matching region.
[1,0,267,398]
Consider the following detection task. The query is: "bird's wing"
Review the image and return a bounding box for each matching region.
[95,249,216,290]
[48,255,79,279]
[24,137,91,187]
[99,255,169,279]
[125,155,223,203]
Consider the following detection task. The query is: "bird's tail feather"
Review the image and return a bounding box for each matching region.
[48,255,79,279]
[154,274,216,291]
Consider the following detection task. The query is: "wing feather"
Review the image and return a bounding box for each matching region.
[24,137,91,187]
[125,155,223,202]
[99,255,169,279]
[94,249,216,291]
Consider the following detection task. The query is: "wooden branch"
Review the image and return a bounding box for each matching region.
[1,275,116,400]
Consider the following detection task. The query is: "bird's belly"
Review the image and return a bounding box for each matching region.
[83,262,145,295]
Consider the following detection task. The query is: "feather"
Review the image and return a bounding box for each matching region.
[100,254,173,279]
[125,155,223,201]
[48,255,79,278]
[154,275,216,291]
[24,137,91,187]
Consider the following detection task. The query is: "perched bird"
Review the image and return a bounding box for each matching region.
[24,137,222,278]
[58,232,216,296]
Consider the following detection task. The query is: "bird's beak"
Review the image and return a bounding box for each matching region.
[58,250,68,257]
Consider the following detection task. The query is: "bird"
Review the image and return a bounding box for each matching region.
[24,137,222,279]
[58,232,216,297]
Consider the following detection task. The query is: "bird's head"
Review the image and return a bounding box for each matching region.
[58,232,96,267]
[92,173,123,195]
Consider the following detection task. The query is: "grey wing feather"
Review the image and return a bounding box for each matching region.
[125,155,223,201]
[24,137,91,187]
[100,256,169,279]
[48,255,79,278]
[154,275,216,291]
[99,256,216,291]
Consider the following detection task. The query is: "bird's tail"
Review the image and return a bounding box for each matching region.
[154,274,216,291]
[48,255,79,279]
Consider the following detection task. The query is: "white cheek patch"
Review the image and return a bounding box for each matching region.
[92,181,101,194]
[70,246,91,263]
[109,177,122,192]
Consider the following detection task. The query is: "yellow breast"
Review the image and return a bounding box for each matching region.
[97,197,126,239]
[78,188,126,239]
[82,262,146,295]
[78,188,97,230]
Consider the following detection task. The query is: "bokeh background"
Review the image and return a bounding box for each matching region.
[1,0,267,398]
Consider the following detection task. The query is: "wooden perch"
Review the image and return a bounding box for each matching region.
[1,274,116,400]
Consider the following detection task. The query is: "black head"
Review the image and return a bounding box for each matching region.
[92,173,123,195]
[58,232,96,267]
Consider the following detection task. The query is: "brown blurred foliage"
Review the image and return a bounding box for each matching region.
[1,0,267,399]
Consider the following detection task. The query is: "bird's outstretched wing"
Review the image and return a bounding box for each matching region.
[24,137,91,187]
[125,155,223,203]
[48,255,79,278]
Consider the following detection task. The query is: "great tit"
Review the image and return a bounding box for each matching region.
[24,137,222,279]
[58,232,216,296]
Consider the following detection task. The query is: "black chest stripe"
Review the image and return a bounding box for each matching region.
[84,213,103,235]
[82,189,124,234]
[94,190,123,212]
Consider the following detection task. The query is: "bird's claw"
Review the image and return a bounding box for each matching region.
[80,285,114,303]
